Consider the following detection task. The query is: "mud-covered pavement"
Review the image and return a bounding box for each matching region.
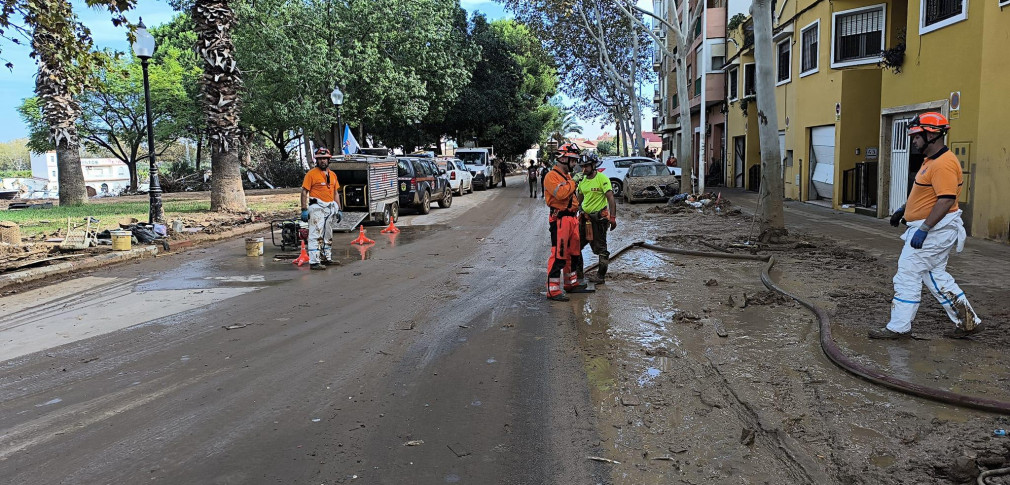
[579,199,1010,484]
[2,179,1010,484]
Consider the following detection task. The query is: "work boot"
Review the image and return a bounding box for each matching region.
[867,327,911,340]
[954,299,982,332]
[944,321,983,339]
[310,263,327,271]
[588,274,605,285]
[547,292,570,302]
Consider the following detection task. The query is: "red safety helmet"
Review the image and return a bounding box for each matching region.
[556,142,581,160]
[907,112,949,136]
[314,147,333,159]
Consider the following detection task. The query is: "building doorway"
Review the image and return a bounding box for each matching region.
[808,125,835,202]
[733,136,745,188]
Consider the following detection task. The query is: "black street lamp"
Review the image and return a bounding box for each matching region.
[331,86,344,154]
[132,19,163,224]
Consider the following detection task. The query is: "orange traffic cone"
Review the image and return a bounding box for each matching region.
[293,240,310,266]
[350,225,374,245]
[380,219,399,234]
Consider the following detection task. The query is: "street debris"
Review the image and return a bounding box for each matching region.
[447,443,471,457]
[404,440,424,446]
[704,278,718,286]
[620,396,640,406]
[587,456,621,464]
[222,324,249,330]
[740,428,756,446]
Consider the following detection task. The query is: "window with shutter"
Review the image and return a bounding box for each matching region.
[920,0,967,34]
[832,5,886,67]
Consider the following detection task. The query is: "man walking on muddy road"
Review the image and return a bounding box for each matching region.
[300,147,342,271]
[869,112,982,340]
[527,161,540,198]
[543,143,583,301]
[576,152,617,285]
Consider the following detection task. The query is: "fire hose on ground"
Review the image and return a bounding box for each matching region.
[589,241,1010,415]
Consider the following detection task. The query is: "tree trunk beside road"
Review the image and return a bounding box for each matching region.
[751,0,787,240]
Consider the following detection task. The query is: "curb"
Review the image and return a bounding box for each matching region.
[0,222,272,293]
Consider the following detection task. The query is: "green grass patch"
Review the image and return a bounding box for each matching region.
[4,198,298,238]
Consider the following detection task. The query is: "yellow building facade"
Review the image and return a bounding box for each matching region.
[720,0,1008,242]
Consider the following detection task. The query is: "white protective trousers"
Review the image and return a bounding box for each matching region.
[886,210,980,334]
[308,201,338,264]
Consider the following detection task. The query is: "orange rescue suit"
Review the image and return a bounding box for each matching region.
[544,167,582,296]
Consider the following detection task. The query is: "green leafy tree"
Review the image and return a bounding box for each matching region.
[151,14,206,169]
[0,138,32,171]
[330,0,477,151]
[444,16,558,160]
[596,139,616,156]
[75,49,197,191]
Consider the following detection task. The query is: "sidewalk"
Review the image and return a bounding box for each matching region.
[723,187,1008,306]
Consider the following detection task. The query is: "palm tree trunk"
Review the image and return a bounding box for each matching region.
[194,0,247,211]
[32,1,87,206]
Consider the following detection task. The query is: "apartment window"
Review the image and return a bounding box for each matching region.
[743,63,756,97]
[687,63,694,97]
[728,66,739,101]
[920,0,967,34]
[832,5,886,68]
[776,39,791,85]
[695,76,702,96]
[800,20,819,76]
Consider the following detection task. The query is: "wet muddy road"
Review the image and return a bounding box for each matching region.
[0,177,608,484]
[4,181,1009,484]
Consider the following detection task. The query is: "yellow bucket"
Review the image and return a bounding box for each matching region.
[111,230,132,251]
[245,237,264,257]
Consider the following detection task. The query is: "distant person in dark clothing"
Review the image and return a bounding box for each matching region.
[527,161,539,198]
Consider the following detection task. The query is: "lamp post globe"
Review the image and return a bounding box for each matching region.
[131,18,164,224]
[331,86,344,155]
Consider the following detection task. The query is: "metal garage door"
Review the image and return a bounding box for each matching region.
[809,126,835,200]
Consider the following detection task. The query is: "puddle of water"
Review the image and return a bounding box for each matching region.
[35,398,62,407]
[585,356,616,393]
[849,424,885,443]
[869,454,896,468]
[637,366,662,386]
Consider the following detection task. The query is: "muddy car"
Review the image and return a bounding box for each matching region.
[622,162,680,203]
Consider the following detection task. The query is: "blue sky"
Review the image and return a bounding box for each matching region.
[0,0,645,143]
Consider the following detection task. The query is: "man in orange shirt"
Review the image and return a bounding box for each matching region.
[869,112,981,339]
[300,147,342,270]
[543,143,583,301]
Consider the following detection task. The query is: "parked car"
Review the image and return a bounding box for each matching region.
[457,148,500,190]
[437,158,474,195]
[622,162,680,203]
[598,156,657,197]
[396,157,453,214]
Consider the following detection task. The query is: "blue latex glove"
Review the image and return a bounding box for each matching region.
[335,210,343,223]
[300,209,309,222]
[910,228,928,249]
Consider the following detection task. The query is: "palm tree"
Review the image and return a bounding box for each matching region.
[193,0,247,211]
[30,0,89,205]
[559,109,583,138]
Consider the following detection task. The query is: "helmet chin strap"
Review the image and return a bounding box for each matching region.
[926,131,945,146]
